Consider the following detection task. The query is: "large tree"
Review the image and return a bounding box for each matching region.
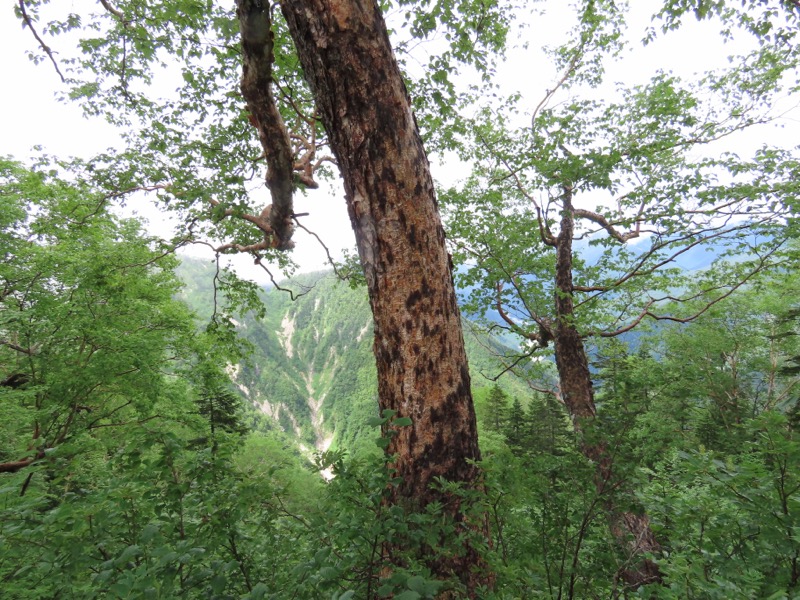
[275,3,489,590]
[12,0,513,591]
[0,158,202,473]
[442,0,800,586]
[0,163,309,596]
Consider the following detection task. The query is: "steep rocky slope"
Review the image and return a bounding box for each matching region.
[177,260,532,454]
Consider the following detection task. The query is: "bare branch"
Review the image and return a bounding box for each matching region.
[275,81,316,128]
[292,215,357,285]
[573,219,768,296]
[592,241,785,337]
[209,198,284,254]
[86,400,132,429]
[98,0,128,23]
[478,347,537,382]
[531,45,583,128]
[0,453,42,474]
[18,0,65,82]
[0,340,36,355]
[215,239,270,255]
[495,282,553,347]
[572,208,641,242]
[477,132,556,246]
[104,183,170,200]
[312,155,337,170]
[535,205,557,247]
[496,284,537,342]
[592,299,656,338]
[252,255,313,301]
[462,319,551,388]
[87,414,162,429]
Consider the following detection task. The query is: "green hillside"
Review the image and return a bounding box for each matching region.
[176,259,535,457]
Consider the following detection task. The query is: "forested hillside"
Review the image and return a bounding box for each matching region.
[177,260,535,457]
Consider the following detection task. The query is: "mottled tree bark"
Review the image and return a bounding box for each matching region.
[279,0,488,593]
[553,188,661,588]
[236,0,296,250]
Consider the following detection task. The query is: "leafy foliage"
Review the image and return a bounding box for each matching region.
[3,160,800,597]
[5,0,800,597]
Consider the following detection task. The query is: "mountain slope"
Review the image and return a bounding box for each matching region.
[177,260,532,455]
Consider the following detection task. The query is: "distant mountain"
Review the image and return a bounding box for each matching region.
[458,233,754,332]
[176,260,531,456]
[576,234,734,272]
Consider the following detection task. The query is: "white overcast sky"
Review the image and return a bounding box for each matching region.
[2,2,798,281]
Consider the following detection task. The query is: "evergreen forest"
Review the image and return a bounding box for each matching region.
[3,1,800,598]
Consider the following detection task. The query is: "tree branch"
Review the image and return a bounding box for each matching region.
[573,219,767,296]
[572,208,641,242]
[0,339,36,355]
[477,132,556,246]
[18,0,65,82]
[237,0,296,250]
[531,42,583,128]
[292,215,355,284]
[252,255,313,301]
[98,0,126,22]
[0,451,44,474]
[592,241,784,337]
[98,0,130,27]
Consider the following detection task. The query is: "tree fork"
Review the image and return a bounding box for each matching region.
[553,187,661,588]
[236,0,295,250]
[279,0,489,593]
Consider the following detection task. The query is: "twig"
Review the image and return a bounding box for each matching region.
[531,41,584,128]
[18,0,65,82]
[20,472,34,497]
[98,0,129,25]
[104,184,171,200]
[252,256,313,301]
[593,240,785,337]
[291,215,352,283]
[87,414,162,429]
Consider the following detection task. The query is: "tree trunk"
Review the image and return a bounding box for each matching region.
[279,0,488,593]
[553,186,597,426]
[236,0,296,250]
[553,188,661,589]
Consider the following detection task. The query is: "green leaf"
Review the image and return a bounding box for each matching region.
[367,416,386,427]
[247,583,269,600]
[139,523,159,544]
[406,576,427,593]
[318,566,339,581]
[109,582,131,597]
[210,573,227,594]
[115,545,141,565]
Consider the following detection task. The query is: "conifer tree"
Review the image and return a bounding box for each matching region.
[505,396,526,449]
[485,384,510,433]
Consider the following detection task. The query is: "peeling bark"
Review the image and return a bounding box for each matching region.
[279,0,488,593]
[279,0,481,500]
[236,0,295,250]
